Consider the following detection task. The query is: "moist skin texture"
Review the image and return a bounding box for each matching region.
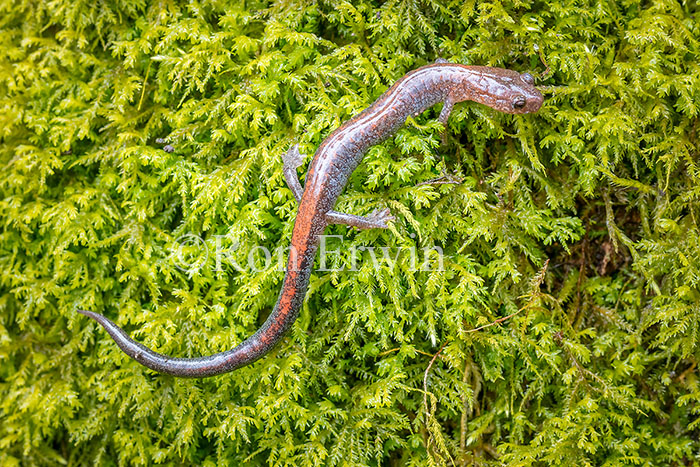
[78,62,543,377]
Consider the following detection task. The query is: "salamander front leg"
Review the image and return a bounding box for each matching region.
[438,97,454,145]
[283,144,305,203]
[326,208,395,230]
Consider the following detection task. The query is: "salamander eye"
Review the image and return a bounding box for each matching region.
[512,95,527,109]
[521,72,535,85]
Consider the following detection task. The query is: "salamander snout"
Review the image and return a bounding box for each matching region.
[450,65,544,115]
[508,72,543,114]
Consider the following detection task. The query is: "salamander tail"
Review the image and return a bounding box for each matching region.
[77,308,271,377]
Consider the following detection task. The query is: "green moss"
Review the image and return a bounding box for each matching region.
[1,0,699,465]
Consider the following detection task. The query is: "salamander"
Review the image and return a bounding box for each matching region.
[78,61,543,377]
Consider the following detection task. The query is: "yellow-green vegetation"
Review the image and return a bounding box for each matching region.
[2,0,699,465]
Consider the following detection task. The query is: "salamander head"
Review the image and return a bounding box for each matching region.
[452,66,543,114]
[505,72,543,114]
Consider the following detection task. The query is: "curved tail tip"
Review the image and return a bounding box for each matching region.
[77,309,98,319]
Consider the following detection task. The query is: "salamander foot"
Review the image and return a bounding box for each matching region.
[365,208,396,229]
[283,144,306,202]
[327,207,395,230]
[283,144,304,170]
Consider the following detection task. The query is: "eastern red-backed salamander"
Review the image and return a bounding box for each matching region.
[78,61,543,377]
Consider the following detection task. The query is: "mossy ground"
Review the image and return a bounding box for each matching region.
[1,0,699,465]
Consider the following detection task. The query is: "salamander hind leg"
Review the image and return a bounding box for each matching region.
[281,145,395,232]
[326,208,395,230]
[283,144,305,203]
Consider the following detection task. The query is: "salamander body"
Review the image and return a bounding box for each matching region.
[79,62,543,377]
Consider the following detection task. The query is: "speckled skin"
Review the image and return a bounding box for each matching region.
[78,62,543,377]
